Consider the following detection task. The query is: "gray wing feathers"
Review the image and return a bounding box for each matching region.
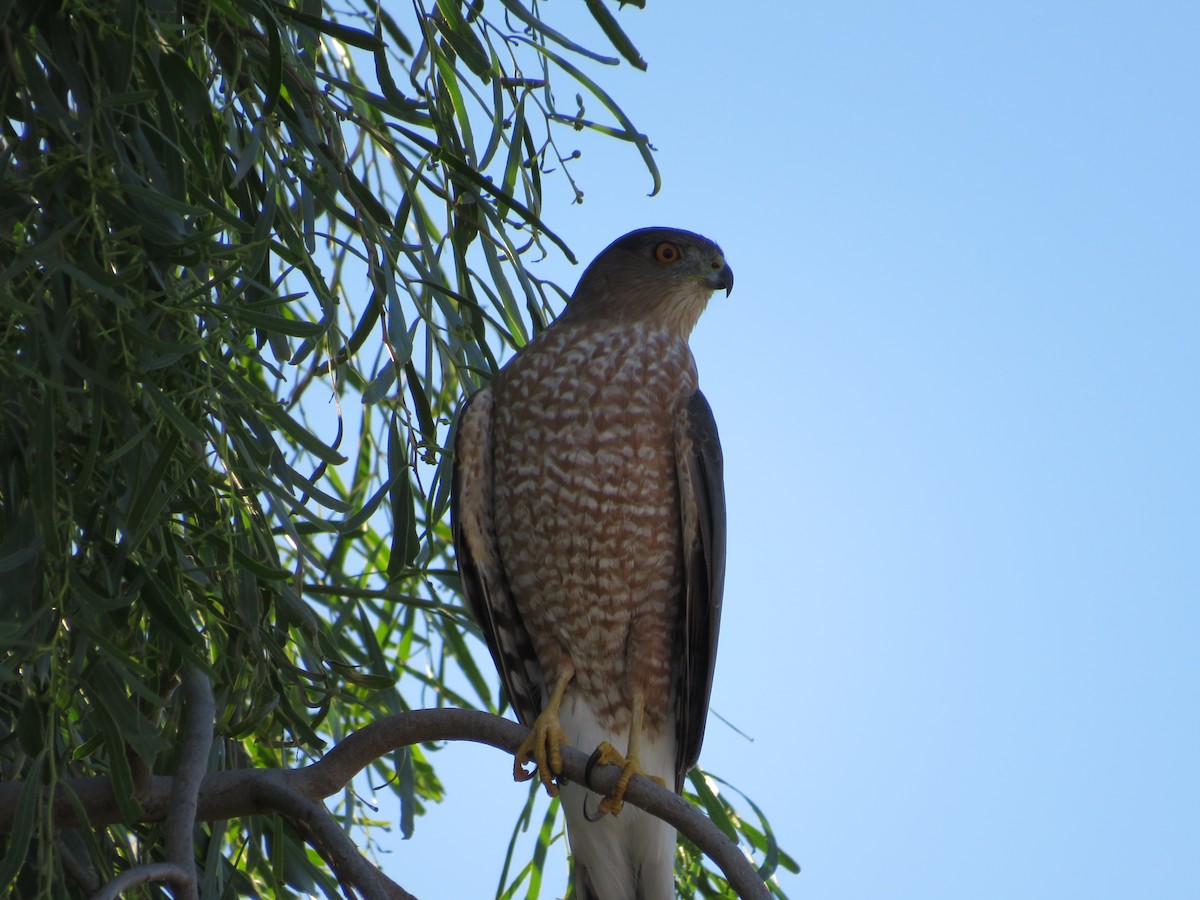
[450,389,545,727]
[674,389,727,792]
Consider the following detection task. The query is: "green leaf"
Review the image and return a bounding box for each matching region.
[261,11,284,119]
[585,0,647,70]
[15,696,46,756]
[433,0,493,81]
[378,8,415,56]
[232,304,330,338]
[0,751,44,892]
[498,779,542,900]
[255,400,349,467]
[687,768,739,842]
[706,772,802,878]
[404,361,437,449]
[270,3,384,50]
[496,0,620,65]
[363,360,398,405]
[440,619,496,711]
[87,674,145,823]
[398,744,416,838]
[335,469,397,534]
[387,417,419,577]
[526,795,561,899]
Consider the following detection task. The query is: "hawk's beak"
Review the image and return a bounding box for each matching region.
[705,262,734,297]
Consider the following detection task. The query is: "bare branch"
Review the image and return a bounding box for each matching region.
[294,710,774,899]
[164,667,214,900]
[8,708,770,899]
[254,779,415,900]
[89,862,193,900]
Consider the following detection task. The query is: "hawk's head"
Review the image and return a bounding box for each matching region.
[565,227,733,337]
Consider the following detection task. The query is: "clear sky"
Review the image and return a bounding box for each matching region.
[383,3,1199,898]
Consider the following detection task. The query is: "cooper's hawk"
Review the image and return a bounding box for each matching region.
[451,227,730,900]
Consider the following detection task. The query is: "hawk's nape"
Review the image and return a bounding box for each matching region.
[451,227,731,900]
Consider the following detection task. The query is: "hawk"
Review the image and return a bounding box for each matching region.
[451,227,730,900]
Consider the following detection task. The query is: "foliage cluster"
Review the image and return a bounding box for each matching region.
[0,0,793,896]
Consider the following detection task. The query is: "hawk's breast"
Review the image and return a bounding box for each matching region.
[491,322,698,730]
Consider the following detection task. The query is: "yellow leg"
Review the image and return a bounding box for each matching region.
[513,666,573,797]
[589,689,666,817]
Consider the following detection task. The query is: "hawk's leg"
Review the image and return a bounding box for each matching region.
[588,689,666,817]
[513,664,574,797]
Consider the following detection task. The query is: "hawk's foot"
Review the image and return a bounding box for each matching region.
[514,707,569,797]
[585,741,665,817]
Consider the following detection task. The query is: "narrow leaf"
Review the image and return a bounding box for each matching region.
[584,0,647,70]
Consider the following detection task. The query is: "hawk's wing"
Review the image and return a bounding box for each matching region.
[450,388,545,727]
[674,388,727,791]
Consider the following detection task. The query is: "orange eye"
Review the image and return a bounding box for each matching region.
[654,241,681,264]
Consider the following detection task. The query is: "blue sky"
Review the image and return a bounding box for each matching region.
[383,3,1198,898]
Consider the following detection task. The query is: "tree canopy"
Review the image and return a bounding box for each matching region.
[0,0,795,896]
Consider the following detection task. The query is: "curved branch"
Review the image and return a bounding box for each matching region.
[293,710,772,899]
[254,779,415,900]
[7,708,771,899]
[89,862,192,900]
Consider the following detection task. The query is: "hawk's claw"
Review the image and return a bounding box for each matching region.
[583,741,665,817]
[584,744,610,788]
[513,710,568,797]
[582,792,605,823]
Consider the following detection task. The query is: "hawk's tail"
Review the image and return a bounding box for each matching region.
[559,700,677,900]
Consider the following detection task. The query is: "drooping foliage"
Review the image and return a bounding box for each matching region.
[0,0,794,895]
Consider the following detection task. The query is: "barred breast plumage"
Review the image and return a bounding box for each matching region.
[492,322,697,736]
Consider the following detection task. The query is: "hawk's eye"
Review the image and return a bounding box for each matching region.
[654,242,681,264]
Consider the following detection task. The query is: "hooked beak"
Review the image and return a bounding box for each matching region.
[704,262,734,297]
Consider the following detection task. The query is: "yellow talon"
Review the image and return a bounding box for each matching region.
[513,711,568,796]
[587,692,665,817]
[513,669,573,797]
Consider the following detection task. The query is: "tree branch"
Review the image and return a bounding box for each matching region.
[254,779,415,900]
[164,667,214,900]
[5,708,771,899]
[89,862,193,900]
